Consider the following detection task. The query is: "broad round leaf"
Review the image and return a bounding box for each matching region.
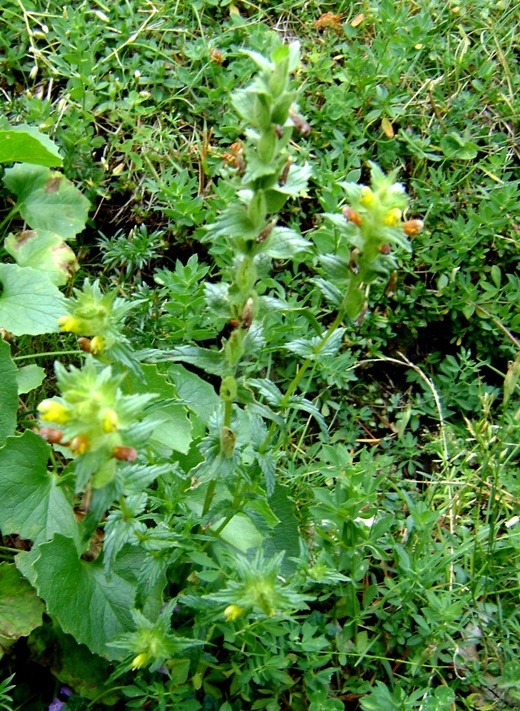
[0,339,17,446]
[3,163,90,239]
[0,263,66,335]
[0,563,44,643]
[0,126,63,166]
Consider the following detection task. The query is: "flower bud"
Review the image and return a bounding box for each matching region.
[289,108,311,136]
[359,186,375,207]
[220,426,236,458]
[112,445,138,461]
[69,434,90,455]
[342,206,362,227]
[38,399,71,425]
[77,337,92,353]
[256,219,277,244]
[383,208,402,227]
[102,409,119,433]
[240,298,254,329]
[38,427,64,444]
[90,336,105,354]
[224,604,245,621]
[131,653,148,670]
[58,315,83,334]
[403,219,424,236]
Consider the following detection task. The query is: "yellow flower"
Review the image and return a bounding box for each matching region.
[131,652,148,670]
[90,336,105,354]
[58,315,83,334]
[384,208,402,227]
[359,186,375,207]
[224,604,245,621]
[38,399,71,425]
[102,409,119,433]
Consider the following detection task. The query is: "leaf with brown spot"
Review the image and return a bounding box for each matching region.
[4,229,78,286]
[2,163,89,239]
[45,176,62,193]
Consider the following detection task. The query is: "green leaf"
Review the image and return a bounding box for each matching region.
[142,345,228,377]
[34,534,136,659]
[440,132,479,160]
[0,340,17,446]
[147,406,192,455]
[218,514,264,552]
[0,562,44,653]
[0,431,79,546]
[168,364,220,425]
[204,203,256,243]
[0,263,66,335]
[263,226,311,259]
[124,364,178,400]
[4,229,78,286]
[285,328,345,360]
[15,363,45,394]
[264,485,301,575]
[2,163,90,239]
[0,125,63,166]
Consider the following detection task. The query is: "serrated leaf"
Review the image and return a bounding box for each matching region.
[263,226,311,259]
[0,431,79,546]
[285,328,346,359]
[263,485,301,575]
[16,363,45,394]
[5,229,78,286]
[34,534,136,659]
[204,203,256,243]
[0,125,63,166]
[274,162,312,197]
[147,406,192,455]
[168,364,220,425]
[0,263,66,335]
[0,340,17,446]
[218,513,264,552]
[256,452,276,497]
[0,562,44,644]
[242,50,273,72]
[2,163,90,239]
[141,345,228,377]
[124,363,178,400]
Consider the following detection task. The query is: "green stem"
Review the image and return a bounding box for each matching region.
[213,487,243,536]
[0,545,19,554]
[13,349,83,361]
[260,310,345,453]
[202,479,217,519]
[0,205,20,233]
[223,399,233,428]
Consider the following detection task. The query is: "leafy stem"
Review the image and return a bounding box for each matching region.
[260,309,345,453]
